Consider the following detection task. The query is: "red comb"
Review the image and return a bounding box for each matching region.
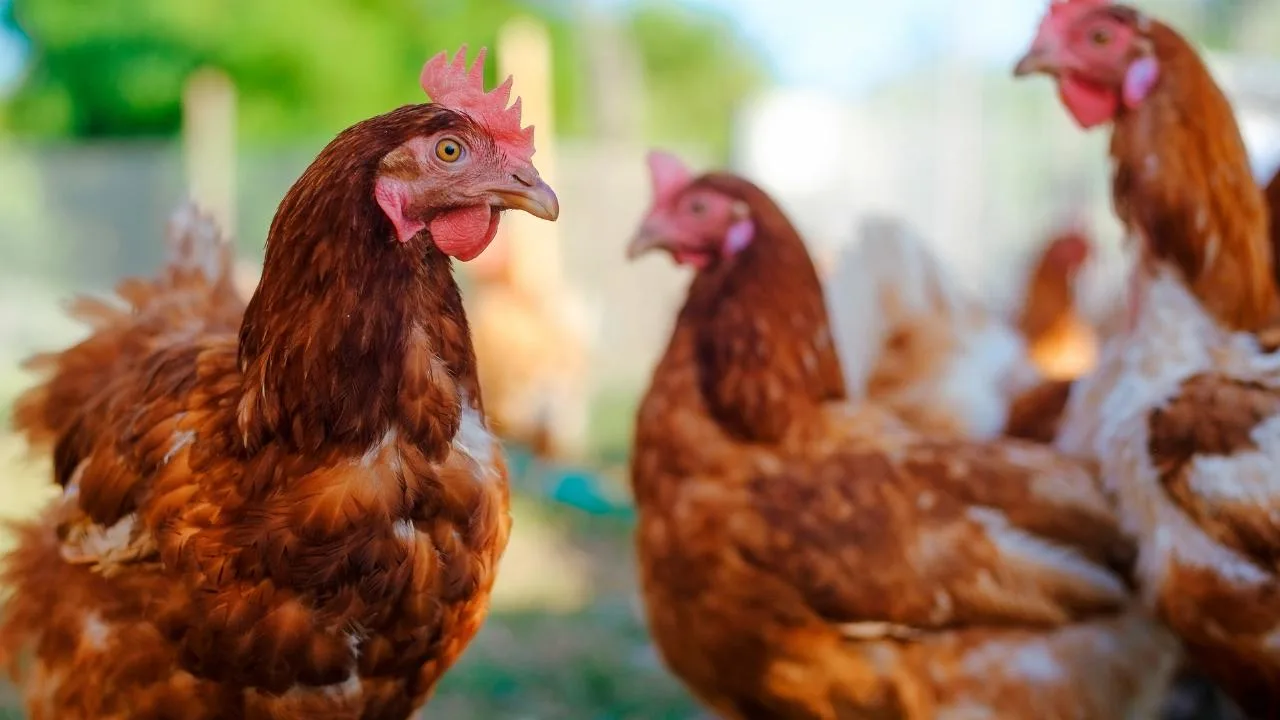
[647,150,693,211]
[1032,0,1111,51]
[419,46,536,160]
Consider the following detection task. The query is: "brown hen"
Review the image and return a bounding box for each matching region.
[626,151,1176,720]
[1018,2,1280,715]
[1016,227,1099,382]
[0,47,559,719]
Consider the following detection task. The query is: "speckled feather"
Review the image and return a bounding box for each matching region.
[0,105,511,719]
[631,172,1176,720]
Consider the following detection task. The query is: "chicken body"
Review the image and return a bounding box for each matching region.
[826,215,1087,444]
[0,95,557,718]
[630,167,1177,719]
[826,215,1041,441]
[1019,4,1280,715]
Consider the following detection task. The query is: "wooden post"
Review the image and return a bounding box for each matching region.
[182,68,237,237]
[497,17,561,296]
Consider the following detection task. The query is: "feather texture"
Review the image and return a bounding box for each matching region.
[1,105,511,719]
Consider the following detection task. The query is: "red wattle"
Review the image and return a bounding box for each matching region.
[429,205,500,261]
[1058,75,1119,129]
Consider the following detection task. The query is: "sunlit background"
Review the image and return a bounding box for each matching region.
[0,0,1277,717]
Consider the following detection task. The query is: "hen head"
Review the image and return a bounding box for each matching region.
[625,151,755,270]
[374,46,559,260]
[1013,0,1160,129]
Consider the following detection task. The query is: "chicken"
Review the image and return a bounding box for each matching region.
[1267,166,1280,295]
[829,212,1090,440]
[1016,226,1099,381]
[1016,2,1280,715]
[626,150,1177,719]
[826,215,1080,443]
[0,46,559,719]
[467,239,595,462]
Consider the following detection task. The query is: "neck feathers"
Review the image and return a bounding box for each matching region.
[679,175,845,443]
[1110,21,1276,331]
[235,109,480,453]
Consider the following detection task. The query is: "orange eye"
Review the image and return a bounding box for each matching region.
[1090,28,1110,45]
[435,138,463,163]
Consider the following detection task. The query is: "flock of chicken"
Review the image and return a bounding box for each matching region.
[0,0,1278,718]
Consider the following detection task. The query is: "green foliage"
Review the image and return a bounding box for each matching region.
[2,0,580,140]
[626,1,765,158]
[2,0,765,153]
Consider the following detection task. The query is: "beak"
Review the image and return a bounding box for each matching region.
[491,169,559,221]
[1013,47,1056,77]
[626,226,668,261]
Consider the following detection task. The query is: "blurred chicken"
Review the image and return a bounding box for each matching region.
[1016,226,1099,381]
[828,215,1041,441]
[1018,2,1280,715]
[627,151,1177,719]
[0,47,559,719]
[827,216,1096,443]
[233,258,262,302]
[467,235,596,462]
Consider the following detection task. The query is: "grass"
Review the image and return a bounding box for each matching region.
[429,510,701,719]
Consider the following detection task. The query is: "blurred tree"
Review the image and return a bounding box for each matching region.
[1,0,575,139]
[1195,0,1254,48]
[1,0,766,156]
[1236,3,1280,56]
[625,1,765,158]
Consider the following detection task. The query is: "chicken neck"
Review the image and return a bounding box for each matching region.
[670,174,846,445]
[236,110,481,454]
[1109,20,1276,332]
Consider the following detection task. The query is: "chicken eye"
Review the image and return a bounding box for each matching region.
[689,199,706,215]
[435,139,463,163]
[1090,28,1111,46]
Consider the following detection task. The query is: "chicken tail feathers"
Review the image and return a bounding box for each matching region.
[11,202,243,452]
[164,200,233,288]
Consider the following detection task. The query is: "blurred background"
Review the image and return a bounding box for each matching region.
[0,0,1278,717]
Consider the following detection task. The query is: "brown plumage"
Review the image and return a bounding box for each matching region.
[627,158,1177,719]
[1004,378,1076,444]
[1104,10,1277,332]
[1019,5,1280,717]
[1266,166,1280,294]
[0,59,560,717]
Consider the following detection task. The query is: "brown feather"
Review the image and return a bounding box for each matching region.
[631,172,1173,719]
[1004,379,1075,443]
[1266,166,1280,294]
[1108,11,1277,331]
